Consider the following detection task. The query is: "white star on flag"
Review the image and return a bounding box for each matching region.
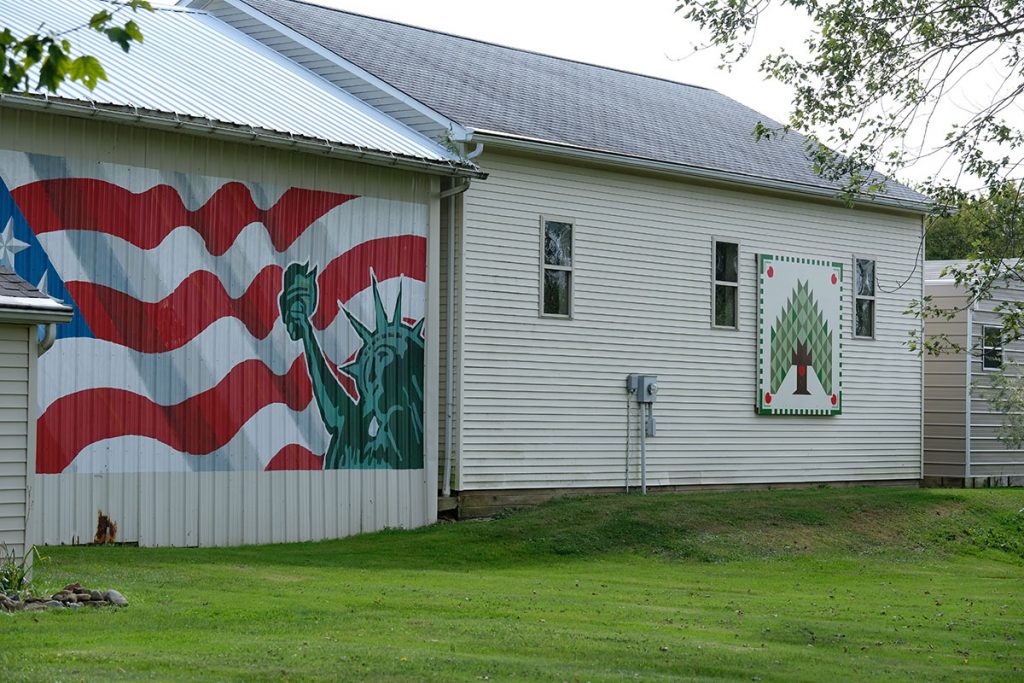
[0,215,29,270]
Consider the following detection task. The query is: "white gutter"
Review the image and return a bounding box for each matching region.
[473,130,933,215]
[439,178,471,497]
[0,94,486,179]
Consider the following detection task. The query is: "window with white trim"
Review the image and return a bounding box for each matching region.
[713,239,739,328]
[541,217,573,317]
[854,258,876,338]
[983,325,1004,370]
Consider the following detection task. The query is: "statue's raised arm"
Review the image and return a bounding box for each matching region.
[279,262,425,470]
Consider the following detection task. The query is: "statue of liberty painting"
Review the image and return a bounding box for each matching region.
[279,262,424,469]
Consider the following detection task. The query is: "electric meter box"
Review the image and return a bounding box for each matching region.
[637,375,658,403]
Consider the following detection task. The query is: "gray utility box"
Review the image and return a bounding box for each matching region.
[637,375,658,404]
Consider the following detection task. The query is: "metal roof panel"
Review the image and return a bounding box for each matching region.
[2,0,461,165]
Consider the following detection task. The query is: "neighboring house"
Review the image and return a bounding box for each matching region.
[923,260,1024,486]
[185,0,933,517]
[1,0,481,546]
[0,268,72,561]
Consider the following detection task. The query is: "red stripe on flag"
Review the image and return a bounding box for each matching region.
[63,236,426,352]
[312,235,426,329]
[36,357,313,474]
[264,445,323,471]
[11,179,357,254]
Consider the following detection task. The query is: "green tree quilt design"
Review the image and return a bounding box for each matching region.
[769,280,833,396]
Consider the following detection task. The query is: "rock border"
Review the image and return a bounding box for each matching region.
[1,583,128,612]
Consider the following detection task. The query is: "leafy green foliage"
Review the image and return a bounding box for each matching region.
[675,0,1023,209]
[0,1,151,94]
[0,544,43,593]
[926,182,1024,260]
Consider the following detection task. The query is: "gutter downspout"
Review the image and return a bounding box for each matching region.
[440,178,471,498]
[37,323,57,355]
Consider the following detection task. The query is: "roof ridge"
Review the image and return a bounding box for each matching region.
[258,0,714,92]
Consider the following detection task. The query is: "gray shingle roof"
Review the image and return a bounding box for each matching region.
[242,0,929,208]
[0,266,50,301]
[0,266,72,319]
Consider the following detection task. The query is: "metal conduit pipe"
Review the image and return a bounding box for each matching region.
[38,323,57,355]
[440,178,471,498]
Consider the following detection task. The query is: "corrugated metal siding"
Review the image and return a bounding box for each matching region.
[0,325,30,560]
[458,151,923,490]
[198,0,449,141]
[2,107,438,547]
[5,0,455,163]
[922,282,968,478]
[968,284,1024,477]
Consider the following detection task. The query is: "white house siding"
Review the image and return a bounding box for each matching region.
[922,282,969,479]
[457,150,923,492]
[0,325,31,560]
[1,108,440,547]
[968,284,1024,478]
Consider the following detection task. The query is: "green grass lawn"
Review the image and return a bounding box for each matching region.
[3,486,1024,682]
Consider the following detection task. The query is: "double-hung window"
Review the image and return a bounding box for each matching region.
[982,325,1004,370]
[854,257,876,338]
[713,239,739,328]
[541,217,573,317]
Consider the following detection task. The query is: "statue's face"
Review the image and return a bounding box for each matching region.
[351,329,424,465]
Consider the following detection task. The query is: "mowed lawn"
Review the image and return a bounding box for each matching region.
[3,487,1024,682]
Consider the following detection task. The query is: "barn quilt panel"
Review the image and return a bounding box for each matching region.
[757,254,843,416]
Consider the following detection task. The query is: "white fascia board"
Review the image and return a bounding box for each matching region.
[0,298,73,324]
[192,0,472,143]
[473,129,933,216]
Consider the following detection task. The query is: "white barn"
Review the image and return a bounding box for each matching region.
[3,0,932,546]
[1,0,481,546]
[187,0,933,516]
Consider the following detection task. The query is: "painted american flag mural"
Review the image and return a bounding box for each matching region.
[0,151,428,475]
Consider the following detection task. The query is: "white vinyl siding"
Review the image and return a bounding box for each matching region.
[968,283,1024,478]
[0,325,30,561]
[458,151,923,491]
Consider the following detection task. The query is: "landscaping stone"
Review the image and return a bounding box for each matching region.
[2,584,127,612]
[105,589,128,607]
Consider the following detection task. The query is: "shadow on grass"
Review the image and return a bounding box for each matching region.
[37,486,1024,580]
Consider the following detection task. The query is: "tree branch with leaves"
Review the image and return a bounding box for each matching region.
[1,0,152,94]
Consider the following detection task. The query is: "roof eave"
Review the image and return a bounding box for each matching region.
[473,130,932,215]
[0,301,74,325]
[1,93,486,179]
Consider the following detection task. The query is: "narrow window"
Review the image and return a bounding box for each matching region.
[541,217,573,317]
[713,240,739,328]
[983,326,1004,370]
[854,258,876,338]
